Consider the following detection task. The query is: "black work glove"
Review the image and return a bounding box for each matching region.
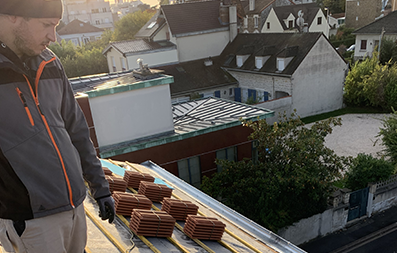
[96,195,115,223]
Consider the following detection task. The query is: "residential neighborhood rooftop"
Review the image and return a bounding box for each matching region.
[102,39,176,56]
[57,19,104,35]
[353,10,397,34]
[272,3,321,31]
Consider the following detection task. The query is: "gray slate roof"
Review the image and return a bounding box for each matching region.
[161,0,228,36]
[58,19,104,35]
[102,39,176,56]
[219,32,323,75]
[353,10,397,35]
[155,57,237,96]
[272,3,321,30]
[135,11,166,39]
[242,0,295,15]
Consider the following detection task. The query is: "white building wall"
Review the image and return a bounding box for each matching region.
[308,9,330,37]
[59,31,104,47]
[226,71,292,100]
[126,49,178,70]
[176,31,230,62]
[261,8,284,33]
[291,35,347,118]
[89,84,174,147]
[64,0,114,29]
[354,34,397,60]
[153,24,170,41]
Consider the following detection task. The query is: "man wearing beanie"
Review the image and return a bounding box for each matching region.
[0,0,115,252]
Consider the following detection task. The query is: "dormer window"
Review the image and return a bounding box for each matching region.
[236,55,249,67]
[288,20,293,28]
[255,56,270,69]
[317,17,322,25]
[277,58,285,71]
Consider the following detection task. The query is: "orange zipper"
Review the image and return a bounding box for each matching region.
[16,87,34,126]
[22,57,75,208]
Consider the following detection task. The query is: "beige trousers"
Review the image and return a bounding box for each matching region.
[0,204,87,253]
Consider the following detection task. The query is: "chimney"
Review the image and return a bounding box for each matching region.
[249,0,255,11]
[219,3,230,25]
[229,5,238,42]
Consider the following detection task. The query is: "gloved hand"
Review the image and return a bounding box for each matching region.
[96,195,115,223]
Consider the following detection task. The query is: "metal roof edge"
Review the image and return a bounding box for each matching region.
[85,75,174,98]
[99,110,274,158]
[141,160,307,253]
[222,67,293,78]
[124,45,177,56]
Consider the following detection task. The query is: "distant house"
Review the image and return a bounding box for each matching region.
[261,3,329,37]
[103,1,238,73]
[219,32,348,118]
[240,0,295,33]
[62,0,115,29]
[345,0,385,29]
[57,19,104,46]
[102,39,178,72]
[352,10,397,61]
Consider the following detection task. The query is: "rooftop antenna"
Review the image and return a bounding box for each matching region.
[296,10,304,32]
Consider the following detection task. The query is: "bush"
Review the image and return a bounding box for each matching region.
[345,153,395,191]
[379,111,397,162]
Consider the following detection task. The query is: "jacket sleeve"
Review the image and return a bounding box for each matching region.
[57,59,111,199]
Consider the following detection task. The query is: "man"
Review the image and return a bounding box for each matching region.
[0,0,115,252]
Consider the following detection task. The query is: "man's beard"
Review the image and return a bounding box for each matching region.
[13,21,39,57]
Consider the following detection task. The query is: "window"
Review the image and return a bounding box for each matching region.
[255,57,263,69]
[111,56,116,72]
[267,22,270,29]
[121,58,126,71]
[277,58,285,71]
[360,40,367,50]
[177,157,201,188]
[317,17,322,25]
[91,8,99,13]
[104,18,109,23]
[254,15,259,28]
[147,21,156,29]
[216,147,237,172]
[102,7,107,12]
[288,20,293,28]
[229,88,234,96]
[95,20,100,25]
[83,37,90,44]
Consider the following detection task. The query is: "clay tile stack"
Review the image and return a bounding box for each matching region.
[123,171,155,189]
[183,215,226,241]
[106,175,127,193]
[113,192,153,216]
[138,181,173,202]
[161,198,199,221]
[129,209,176,237]
[102,167,113,175]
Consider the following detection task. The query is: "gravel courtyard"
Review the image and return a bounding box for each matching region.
[321,113,390,158]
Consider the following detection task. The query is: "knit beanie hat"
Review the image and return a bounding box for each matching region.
[0,0,63,19]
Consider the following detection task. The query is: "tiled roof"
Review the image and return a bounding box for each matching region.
[273,2,321,30]
[57,19,104,35]
[161,0,229,36]
[102,39,176,55]
[79,159,306,253]
[219,32,323,75]
[353,10,397,34]
[135,11,166,39]
[155,57,238,96]
[330,12,345,19]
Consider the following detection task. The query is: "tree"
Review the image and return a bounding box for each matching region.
[345,153,395,191]
[344,52,397,110]
[201,112,350,232]
[112,10,155,41]
[317,0,345,13]
[379,110,397,163]
[380,38,397,65]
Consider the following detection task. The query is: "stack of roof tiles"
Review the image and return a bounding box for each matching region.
[138,181,173,202]
[113,192,152,216]
[129,210,175,237]
[184,215,226,241]
[102,167,113,175]
[161,198,198,221]
[123,171,155,188]
[106,175,127,193]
